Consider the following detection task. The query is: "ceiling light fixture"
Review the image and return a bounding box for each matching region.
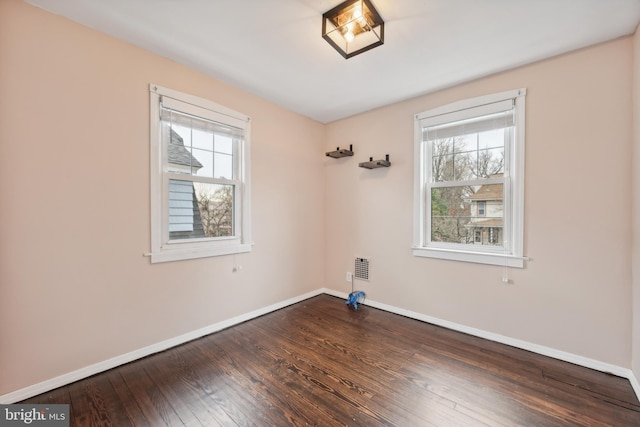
[322,0,384,59]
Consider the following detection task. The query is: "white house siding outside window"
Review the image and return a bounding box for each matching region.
[413,89,526,267]
[149,84,252,263]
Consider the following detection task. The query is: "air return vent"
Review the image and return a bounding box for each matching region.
[354,257,369,280]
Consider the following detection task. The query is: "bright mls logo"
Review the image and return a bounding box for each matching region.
[0,405,69,426]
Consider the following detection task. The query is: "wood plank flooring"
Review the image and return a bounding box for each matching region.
[23,294,640,426]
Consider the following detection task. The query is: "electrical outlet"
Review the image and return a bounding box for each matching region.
[346,272,353,283]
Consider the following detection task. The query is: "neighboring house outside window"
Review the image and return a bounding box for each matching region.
[413,89,526,267]
[149,84,252,263]
[466,179,502,246]
[167,129,206,240]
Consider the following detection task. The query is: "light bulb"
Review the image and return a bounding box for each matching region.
[345,31,354,43]
[353,7,362,20]
[353,5,366,26]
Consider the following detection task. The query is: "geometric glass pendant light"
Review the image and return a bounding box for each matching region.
[322,0,384,59]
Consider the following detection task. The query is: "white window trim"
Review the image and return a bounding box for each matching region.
[412,89,526,268]
[149,84,252,263]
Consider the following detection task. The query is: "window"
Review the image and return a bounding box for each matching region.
[149,84,252,263]
[413,89,525,267]
[477,201,486,217]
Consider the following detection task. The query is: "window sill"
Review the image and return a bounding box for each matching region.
[412,247,526,268]
[150,242,252,263]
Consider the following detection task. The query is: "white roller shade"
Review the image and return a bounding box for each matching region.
[420,99,514,141]
[161,95,245,139]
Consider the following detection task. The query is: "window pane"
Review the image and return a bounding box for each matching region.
[194,182,234,238]
[430,128,507,182]
[427,122,510,182]
[171,124,191,147]
[431,184,504,246]
[215,135,233,154]
[192,128,213,150]
[214,153,233,179]
[467,182,504,246]
[191,148,214,178]
[453,134,476,154]
[432,153,454,182]
[168,179,199,238]
[432,138,473,182]
[168,180,234,240]
[163,112,236,180]
[478,128,504,150]
[477,147,504,178]
[431,187,472,243]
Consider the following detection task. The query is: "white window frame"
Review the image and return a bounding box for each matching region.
[149,84,252,263]
[412,89,526,268]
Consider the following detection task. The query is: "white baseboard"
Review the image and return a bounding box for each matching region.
[323,288,640,401]
[0,289,325,404]
[3,288,639,404]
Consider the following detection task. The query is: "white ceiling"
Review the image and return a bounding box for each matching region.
[25,0,640,123]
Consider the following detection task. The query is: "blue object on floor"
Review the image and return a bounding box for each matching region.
[346,291,366,310]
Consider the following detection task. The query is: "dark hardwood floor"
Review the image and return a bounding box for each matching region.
[23,294,640,426]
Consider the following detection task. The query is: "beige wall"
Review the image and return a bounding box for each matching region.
[633,28,640,378]
[0,0,325,395]
[325,38,634,367]
[2,0,638,398]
